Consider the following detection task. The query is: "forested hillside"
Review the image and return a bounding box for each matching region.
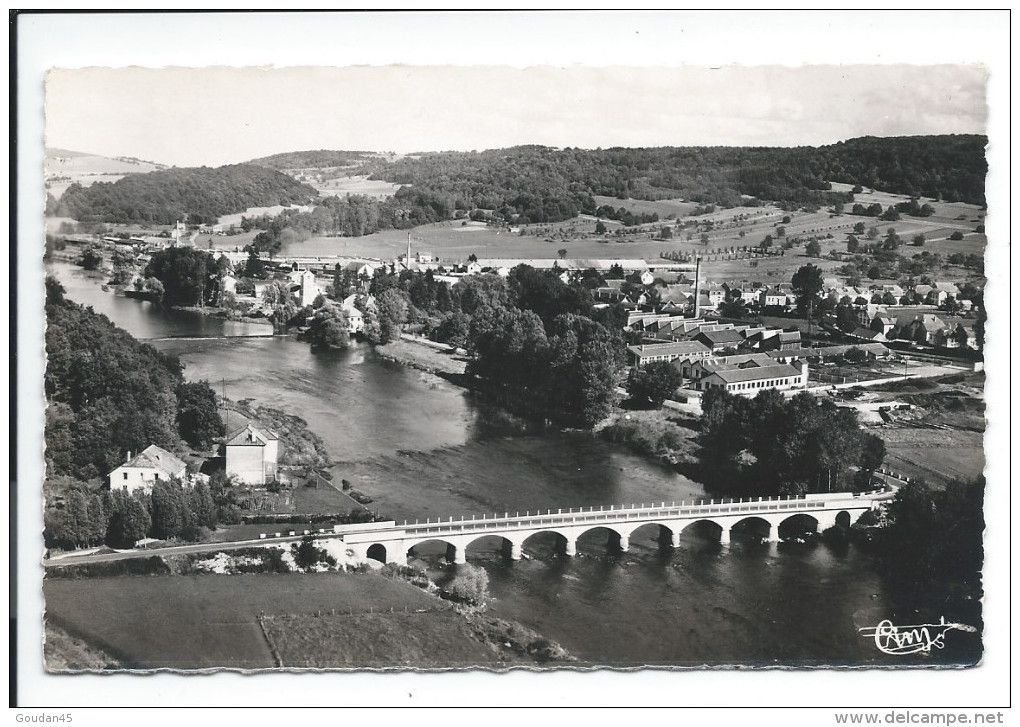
[55,164,318,225]
[359,135,986,223]
[58,135,986,234]
[44,277,223,481]
[246,149,378,170]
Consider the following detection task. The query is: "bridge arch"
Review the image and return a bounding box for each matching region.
[617,521,677,550]
[520,529,573,558]
[679,519,725,543]
[366,543,387,563]
[731,516,775,543]
[575,525,630,555]
[777,513,820,541]
[405,537,461,564]
[464,533,523,562]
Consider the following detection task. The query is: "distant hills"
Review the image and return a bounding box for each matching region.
[50,135,987,226]
[53,164,318,225]
[246,149,383,170]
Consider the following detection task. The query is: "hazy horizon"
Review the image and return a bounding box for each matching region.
[45,64,987,169]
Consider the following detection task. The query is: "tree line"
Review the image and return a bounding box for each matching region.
[54,137,986,238]
[53,164,318,225]
[872,476,984,602]
[44,476,220,550]
[696,387,887,497]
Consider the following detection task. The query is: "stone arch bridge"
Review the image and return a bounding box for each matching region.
[331,491,882,566]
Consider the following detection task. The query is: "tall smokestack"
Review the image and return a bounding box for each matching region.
[693,256,701,319]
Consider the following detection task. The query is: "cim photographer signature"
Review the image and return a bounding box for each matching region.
[859,617,977,655]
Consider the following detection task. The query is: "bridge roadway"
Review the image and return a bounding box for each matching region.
[43,491,885,568]
[336,490,883,565]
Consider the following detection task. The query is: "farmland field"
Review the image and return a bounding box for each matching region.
[592,195,699,218]
[880,428,985,486]
[309,174,402,199]
[262,610,500,668]
[43,572,445,670]
[45,151,164,200]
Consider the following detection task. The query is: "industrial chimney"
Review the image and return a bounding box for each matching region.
[692,256,701,319]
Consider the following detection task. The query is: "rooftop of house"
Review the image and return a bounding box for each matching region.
[708,363,804,384]
[701,352,775,369]
[115,444,187,476]
[628,341,711,357]
[226,423,278,447]
[896,312,948,331]
[695,328,745,345]
[851,327,885,340]
[766,342,889,359]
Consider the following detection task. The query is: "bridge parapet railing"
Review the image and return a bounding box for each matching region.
[398,492,872,538]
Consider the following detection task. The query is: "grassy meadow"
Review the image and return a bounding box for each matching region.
[43,572,445,670]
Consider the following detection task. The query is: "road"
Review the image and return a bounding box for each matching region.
[45,532,315,568]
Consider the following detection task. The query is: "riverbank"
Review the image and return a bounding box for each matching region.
[220,398,333,472]
[597,409,700,466]
[174,304,278,329]
[374,336,468,377]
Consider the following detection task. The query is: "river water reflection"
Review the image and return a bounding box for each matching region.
[46,261,978,667]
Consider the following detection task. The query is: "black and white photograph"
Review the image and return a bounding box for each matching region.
[13,9,1011,716]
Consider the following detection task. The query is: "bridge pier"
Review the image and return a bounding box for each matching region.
[617,534,630,553]
[563,538,576,557]
[671,529,681,549]
[656,525,677,551]
[503,541,523,561]
[446,543,466,564]
[718,528,731,545]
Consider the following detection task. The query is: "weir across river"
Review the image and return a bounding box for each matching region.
[333,490,886,565]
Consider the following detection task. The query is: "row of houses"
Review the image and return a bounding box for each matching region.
[868,310,977,349]
[823,278,967,308]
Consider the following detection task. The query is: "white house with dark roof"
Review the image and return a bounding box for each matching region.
[108,445,188,494]
[685,352,808,395]
[344,261,376,280]
[697,362,807,395]
[225,423,279,485]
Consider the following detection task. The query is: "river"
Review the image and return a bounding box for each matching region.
[46,260,981,668]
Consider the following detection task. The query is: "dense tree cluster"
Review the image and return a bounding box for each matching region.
[334,265,623,427]
[45,474,229,550]
[874,476,984,601]
[44,277,223,481]
[304,302,351,351]
[698,388,887,497]
[627,361,683,408]
[143,247,221,307]
[55,164,318,225]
